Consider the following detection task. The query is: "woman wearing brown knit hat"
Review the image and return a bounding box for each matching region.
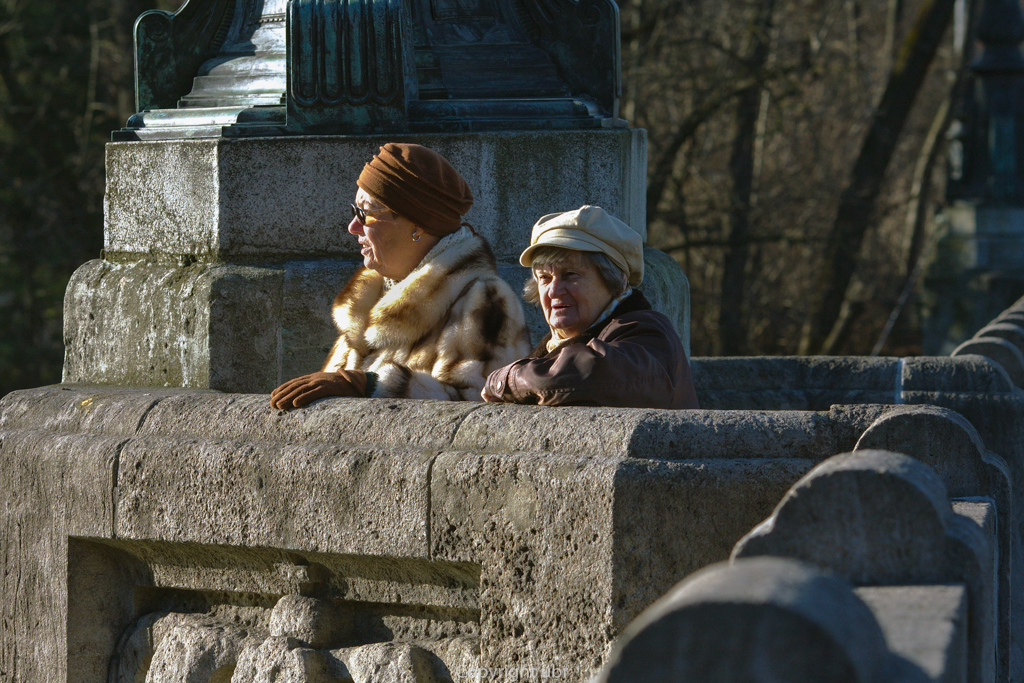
[271,143,531,407]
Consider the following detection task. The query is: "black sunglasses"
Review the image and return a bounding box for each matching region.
[350,203,389,223]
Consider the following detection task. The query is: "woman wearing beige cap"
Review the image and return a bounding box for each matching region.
[481,206,698,409]
[271,143,530,408]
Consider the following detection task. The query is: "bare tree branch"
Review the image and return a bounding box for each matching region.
[798,0,958,355]
[662,233,828,251]
[647,83,754,216]
[720,0,776,355]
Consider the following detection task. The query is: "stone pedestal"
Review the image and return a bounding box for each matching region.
[102,131,648,261]
[64,129,693,392]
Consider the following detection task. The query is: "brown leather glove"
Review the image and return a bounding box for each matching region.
[270,370,368,410]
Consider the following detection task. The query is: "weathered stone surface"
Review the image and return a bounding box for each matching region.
[115,436,435,556]
[853,406,1010,551]
[900,355,1014,393]
[63,259,214,388]
[622,404,885,461]
[279,259,362,382]
[853,405,1011,681]
[412,637,478,681]
[0,427,122,683]
[98,538,479,611]
[270,596,351,650]
[13,386,1013,682]
[4,385,918,682]
[144,611,265,683]
[63,259,287,391]
[638,246,692,356]
[62,258,361,391]
[428,446,826,677]
[953,499,998,537]
[233,637,449,683]
[429,449,618,679]
[336,642,441,682]
[449,401,884,460]
[0,385,206,437]
[610,456,818,632]
[686,352,1024,674]
[69,539,155,683]
[896,390,1024,676]
[853,406,1008,497]
[0,385,888,461]
[139,392,476,451]
[1,385,476,454]
[232,636,338,683]
[732,450,981,582]
[951,499,1000,682]
[104,132,647,264]
[691,356,902,410]
[110,611,170,683]
[733,450,994,683]
[595,557,928,683]
[952,337,1024,387]
[856,585,968,683]
[126,614,452,683]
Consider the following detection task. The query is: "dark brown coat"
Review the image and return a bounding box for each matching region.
[484,290,699,409]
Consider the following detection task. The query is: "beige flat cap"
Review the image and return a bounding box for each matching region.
[520,206,644,286]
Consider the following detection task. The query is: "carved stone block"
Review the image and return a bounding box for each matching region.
[594,558,930,683]
[732,450,995,683]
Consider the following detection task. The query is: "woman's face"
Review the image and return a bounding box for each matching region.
[534,253,616,338]
[348,188,433,280]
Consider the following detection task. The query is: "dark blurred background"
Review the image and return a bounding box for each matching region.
[0,0,978,395]
[0,0,181,394]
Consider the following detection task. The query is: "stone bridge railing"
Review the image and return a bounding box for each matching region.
[592,295,1024,683]
[5,302,1024,682]
[597,449,991,683]
[0,386,884,682]
[597,447,998,683]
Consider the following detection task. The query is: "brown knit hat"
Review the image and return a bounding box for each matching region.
[357,143,473,237]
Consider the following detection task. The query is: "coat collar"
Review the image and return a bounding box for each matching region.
[529,289,652,358]
[335,226,495,349]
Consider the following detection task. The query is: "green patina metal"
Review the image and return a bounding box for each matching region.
[287,0,413,133]
[117,0,623,139]
[134,0,239,112]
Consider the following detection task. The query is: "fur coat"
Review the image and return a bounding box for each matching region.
[323,226,531,400]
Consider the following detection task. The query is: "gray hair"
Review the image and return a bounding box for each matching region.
[522,246,628,305]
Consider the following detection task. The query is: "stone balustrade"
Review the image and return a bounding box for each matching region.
[596,449,1001,682]
[596,556,939,683]
[0,377,1017,682]
[591,298,1024,683]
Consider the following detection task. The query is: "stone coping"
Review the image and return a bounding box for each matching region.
[692,354,1014,395]
[1,384,887,461]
